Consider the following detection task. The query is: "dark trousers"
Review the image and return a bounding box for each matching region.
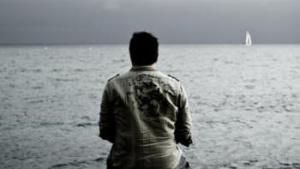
[106,155,190,169]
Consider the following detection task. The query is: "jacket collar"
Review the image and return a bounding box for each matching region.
[130,66,157,72]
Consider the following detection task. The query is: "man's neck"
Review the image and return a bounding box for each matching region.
[130,65,157,71]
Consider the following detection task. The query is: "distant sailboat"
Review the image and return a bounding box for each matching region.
[245,31,252,46]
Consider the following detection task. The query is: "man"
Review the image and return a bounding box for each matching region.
[99,31,193,169]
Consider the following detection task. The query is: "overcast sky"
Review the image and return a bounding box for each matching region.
[0,0,299,44]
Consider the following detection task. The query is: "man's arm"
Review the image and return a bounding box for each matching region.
[99,84,115,143]
[175,85,193,147]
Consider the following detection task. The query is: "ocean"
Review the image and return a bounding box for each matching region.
[0,45,300,169]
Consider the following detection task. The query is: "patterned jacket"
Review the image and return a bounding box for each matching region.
[99,66,193,169]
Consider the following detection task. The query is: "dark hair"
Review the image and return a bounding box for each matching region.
[129,32,159,66]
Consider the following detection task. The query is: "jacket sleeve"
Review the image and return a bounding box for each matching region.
[99,83,115,143]
[175,84,193,147]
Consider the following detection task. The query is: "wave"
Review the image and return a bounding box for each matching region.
[48,157,106,169]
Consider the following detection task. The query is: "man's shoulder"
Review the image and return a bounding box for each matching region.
[153,71,181,83]
[167,74,180,82]
[107,71,131,82]
[107,74,120,82]
[107,71,181,83]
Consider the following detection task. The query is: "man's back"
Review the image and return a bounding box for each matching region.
[99,32,192,169]
[100,66,191,169]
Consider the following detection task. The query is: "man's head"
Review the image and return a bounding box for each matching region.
[129,32,159,66]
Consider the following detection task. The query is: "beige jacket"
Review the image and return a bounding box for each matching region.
[99,66,192,169]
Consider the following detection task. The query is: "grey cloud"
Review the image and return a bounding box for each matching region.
[0,0,299,44]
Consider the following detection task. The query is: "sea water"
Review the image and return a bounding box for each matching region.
[0,45,300,169]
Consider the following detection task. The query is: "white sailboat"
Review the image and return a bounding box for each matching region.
[245,31,252,46]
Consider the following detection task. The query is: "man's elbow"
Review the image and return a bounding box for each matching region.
[175,131,193,147]
[99,132,115,143]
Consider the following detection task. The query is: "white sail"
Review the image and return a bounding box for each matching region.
[245,31,252,46]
